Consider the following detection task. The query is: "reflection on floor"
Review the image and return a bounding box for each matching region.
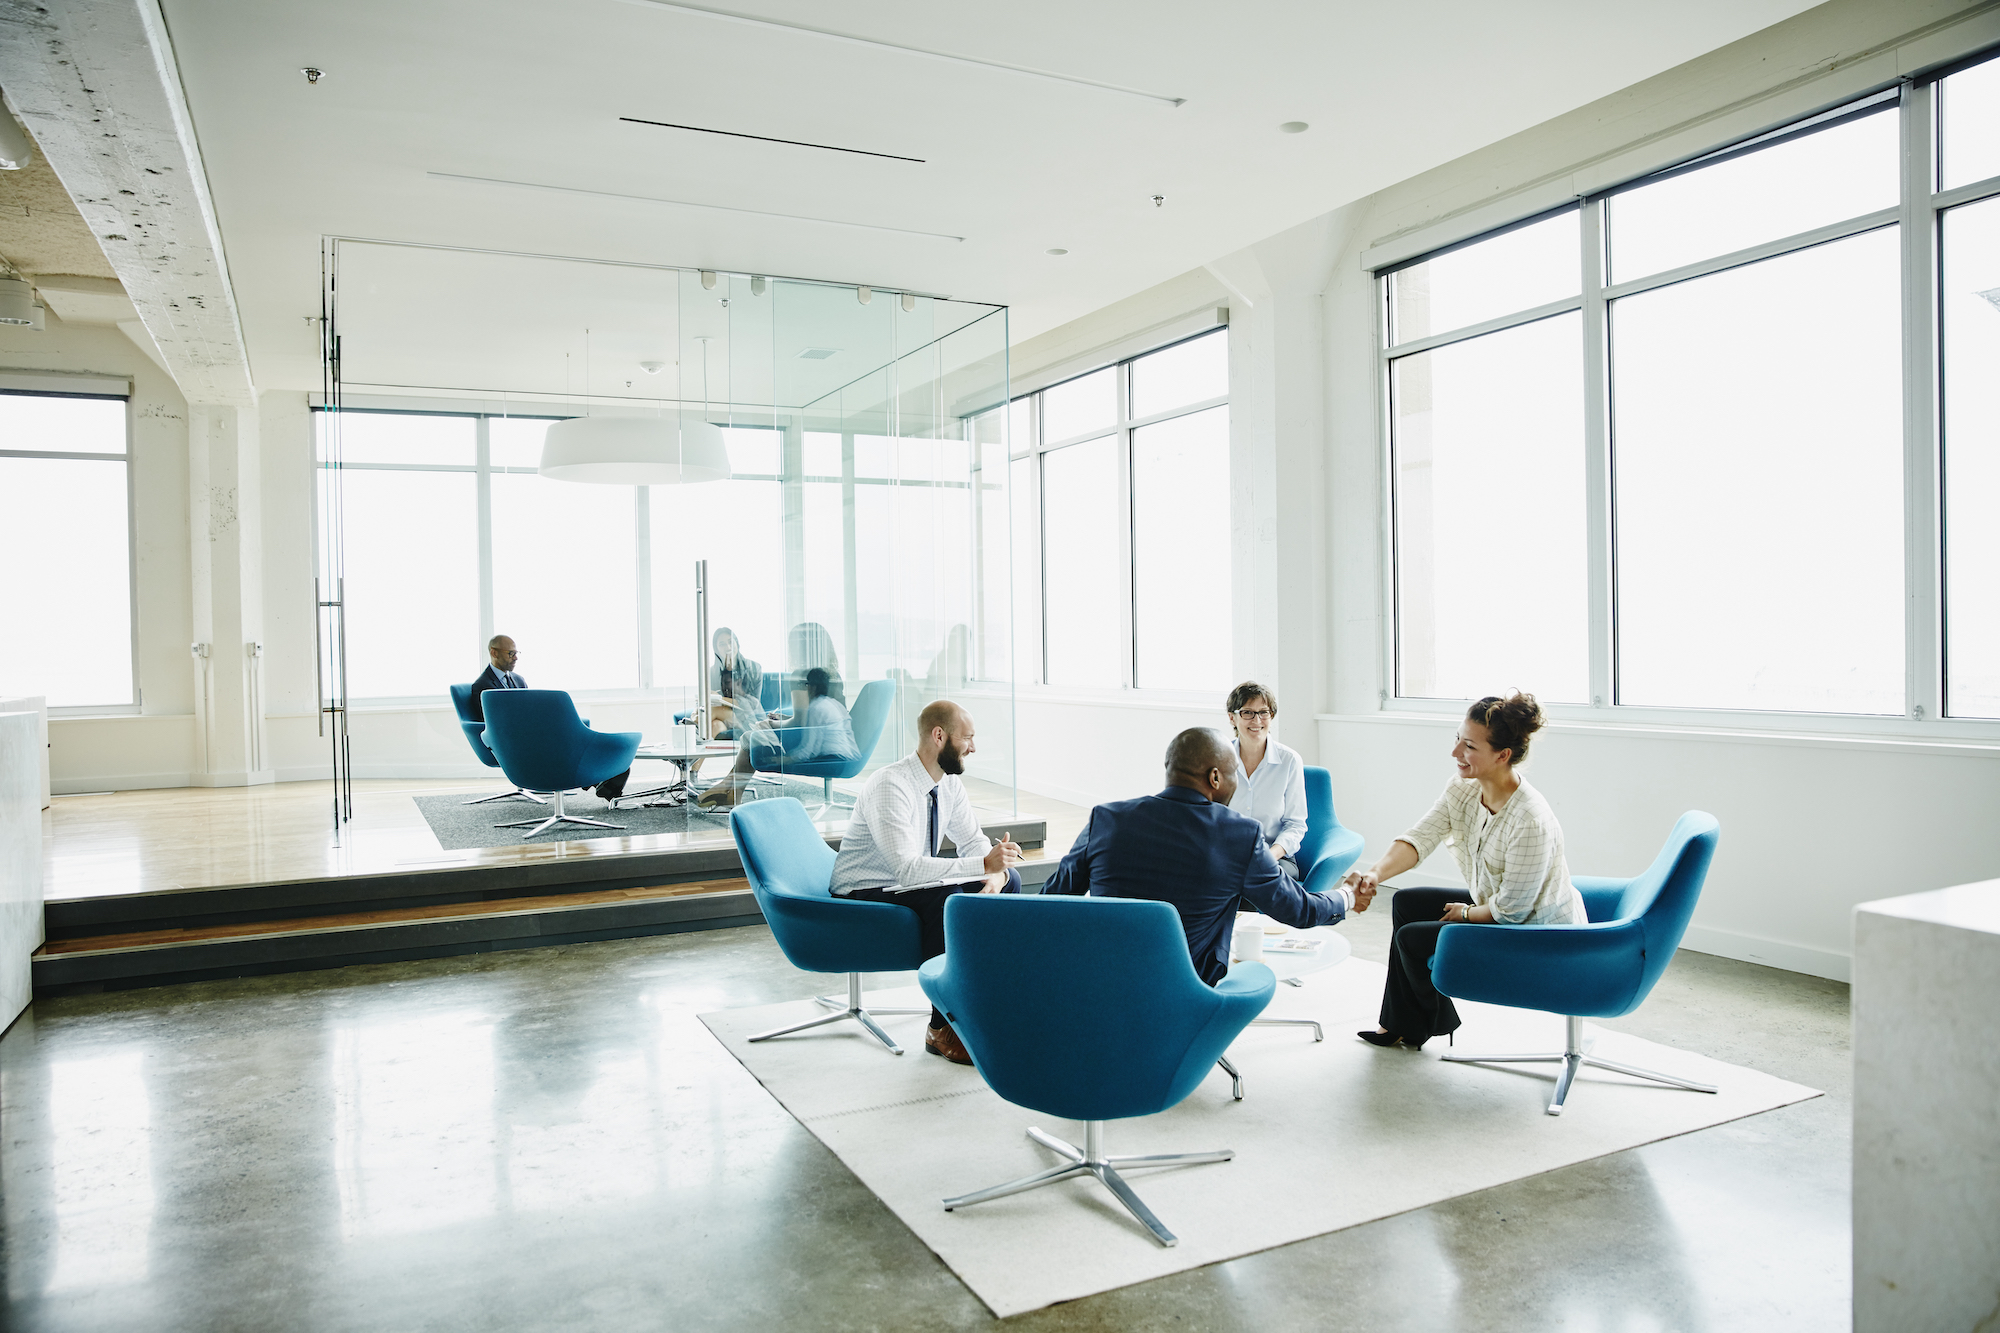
[0,906,1853,1332]
[41,774,1085,902]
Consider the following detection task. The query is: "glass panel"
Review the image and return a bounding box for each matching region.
[1942,195,2000,716]
[0,393,125,455]
[322,411,474,465]
[1011,456,1039,684]
[651,478,785,706]
[1041,367,1116,444]
[854,434,895,479]
[335,469,479,698]
[973,413,1011,683]
[1940,54,2000,191]
[1041,437,1124,687]
[1390,210,1579,344]
[492,476,638,691]
[802,431,842,477]
[1393,315,1588,703]
[1133,405,1231,691]
[1008,396,1033,456]
[1612,227,1903,713]
[0,457,132,705]
[1130,330,1228,420]
[1609,110,1897,283]
[723,426,780,475]
[489,416,550,469]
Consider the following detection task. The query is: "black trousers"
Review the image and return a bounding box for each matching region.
[845,868,1022,1026]
[1379,886,1476,1043]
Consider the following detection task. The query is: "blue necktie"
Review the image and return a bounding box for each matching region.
[928,787,939,858]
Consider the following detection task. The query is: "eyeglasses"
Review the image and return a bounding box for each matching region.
[1233,709,1272,721]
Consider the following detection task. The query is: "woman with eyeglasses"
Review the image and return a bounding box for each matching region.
[1224,681,1308,879]
[1344,691,1585,1050]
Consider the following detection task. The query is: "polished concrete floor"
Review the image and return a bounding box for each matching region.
[0,901,1851,1331]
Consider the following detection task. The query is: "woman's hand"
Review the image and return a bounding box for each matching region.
[1341,870,1379,912]
[1437,901,1478,923]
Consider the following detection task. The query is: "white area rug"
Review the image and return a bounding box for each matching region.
[701,959,1820,1317]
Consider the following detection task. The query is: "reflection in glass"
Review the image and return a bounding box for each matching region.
[0,392,125,454]
[1041,367,1116,443]
[0,456,133,705]
[1131,330,1228,419]
[1393,315,1588,703]
[45,1051,152,1293]
[1608,110,1897,282]
[334,468,479,698]
[1042,437,1124,687]
[1612,228,1903,713]
[1942,196,2000,715]
[492,473,638,691]
[1940,54,2000,191]
[652,479,784,711]
[1390,209,1579,344]
[1133,406,1231,691]
[323,410,475,466]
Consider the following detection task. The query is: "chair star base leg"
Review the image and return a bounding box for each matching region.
[942,1122,1234,1248]
[1441,1015,1720,1115]
[751,974,920,1055]
[1250,1015,1324,1041]
[462,788,547,806]
[1216,1055,1244,1100]
[492,790,625,840]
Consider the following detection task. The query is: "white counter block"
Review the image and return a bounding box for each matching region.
[1852,881,2000,1332]
[0,696,49,809]
[0,708,45,1031]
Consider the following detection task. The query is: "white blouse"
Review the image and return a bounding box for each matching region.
[1229,738,1308,859]
[1397,778,1585,925]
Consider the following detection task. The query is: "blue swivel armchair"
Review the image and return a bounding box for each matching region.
[1431,811,1722,1116]
[447,683,546,807]
[920,894,1276,1247]
[730,797,930,1054]
[749,677,896,812]
[1297,765,1365,890]
[480,690,642,840]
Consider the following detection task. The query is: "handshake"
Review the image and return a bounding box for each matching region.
[1338,869,1380,912]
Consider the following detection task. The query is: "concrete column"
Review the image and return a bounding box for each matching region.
[187,401,272,786]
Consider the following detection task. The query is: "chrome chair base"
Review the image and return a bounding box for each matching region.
[1250,1016,1324,1041]
[463,787,547,806]
[1442,1014,1719,1116]
[750,973,927,1055]
[943,1120,1234,1247]
[493,789,625,840]
[1216,1055,1244,1100]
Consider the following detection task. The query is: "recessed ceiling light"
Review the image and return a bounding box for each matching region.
[797,347,840,360]
[1045,248,1068,256]
[1280,121,1309,134]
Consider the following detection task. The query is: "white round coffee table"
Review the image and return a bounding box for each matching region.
[1229,920,1352,1042]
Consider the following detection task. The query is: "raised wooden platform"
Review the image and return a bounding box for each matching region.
[34,777,1064,995]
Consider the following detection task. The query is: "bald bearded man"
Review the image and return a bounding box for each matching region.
[830,699,1023,1064]
[1043,727,1371,985]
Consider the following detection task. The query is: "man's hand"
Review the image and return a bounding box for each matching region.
[979,870,1009,894]
[1342,870,1380,913]
[982,831,1021,877]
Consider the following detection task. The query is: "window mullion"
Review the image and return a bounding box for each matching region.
[1901,80,1942,721]
[1582,199,1614,708]
[1118,364,1136,690]
[475,416,494,649]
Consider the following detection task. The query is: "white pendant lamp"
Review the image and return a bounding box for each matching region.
[539,414,729,484]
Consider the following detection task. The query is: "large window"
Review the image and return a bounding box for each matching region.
[1009,328,1231,694]
[0,391,133,708]
[1384,53,2000,724]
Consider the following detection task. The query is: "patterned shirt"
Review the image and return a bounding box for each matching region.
[1398,778,1584,924]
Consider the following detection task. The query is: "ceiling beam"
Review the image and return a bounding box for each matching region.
[0,0,255,406]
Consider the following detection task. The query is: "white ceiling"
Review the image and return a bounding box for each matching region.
[159,0,1824,395]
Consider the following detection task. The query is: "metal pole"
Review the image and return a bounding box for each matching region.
[694,558,709,741]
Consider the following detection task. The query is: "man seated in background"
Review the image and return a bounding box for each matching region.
[470,633,627,800]
[1042,727,1370,984]
[831,699,1022,1064]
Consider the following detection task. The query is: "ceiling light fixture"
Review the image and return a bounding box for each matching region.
[620,117,924,164]
[857,286,872,306]
[301,67,325,85]
[1280,121,1309,134]
[750,276,767,296]
[0,276,45,328]
[1045,248,1068,256]
[0,100,33,170]
[900,293,916,313]
[797,347,839,360]
[612,0,1185,107]
[426,172,966,242]
[542,335,727,485]
[700,270,717,290]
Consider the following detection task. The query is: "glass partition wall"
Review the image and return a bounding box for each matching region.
[317,241,1012,827]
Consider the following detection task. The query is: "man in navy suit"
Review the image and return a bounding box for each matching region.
[469,634,628,799]
[1043,728,1373,984]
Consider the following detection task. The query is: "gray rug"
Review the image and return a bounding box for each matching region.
[413,777,841,849]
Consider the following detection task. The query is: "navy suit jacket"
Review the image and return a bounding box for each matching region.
[1043,786,1347,985]
[468,664,525,723]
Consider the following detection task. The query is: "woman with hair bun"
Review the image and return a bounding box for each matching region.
[1343,691,1584,1049]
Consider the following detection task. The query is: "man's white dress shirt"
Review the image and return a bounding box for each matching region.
[830,752,994,895]
[1229,738,1308,859]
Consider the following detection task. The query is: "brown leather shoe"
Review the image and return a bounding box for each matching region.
[925,1020,974,1065]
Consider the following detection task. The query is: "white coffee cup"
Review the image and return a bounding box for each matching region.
[669,723,699,751]
[1232,915,1264,962]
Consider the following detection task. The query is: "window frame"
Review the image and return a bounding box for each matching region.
[1010,327,1231,699]
[1374,54,2000,740]
[1,389,140,714]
